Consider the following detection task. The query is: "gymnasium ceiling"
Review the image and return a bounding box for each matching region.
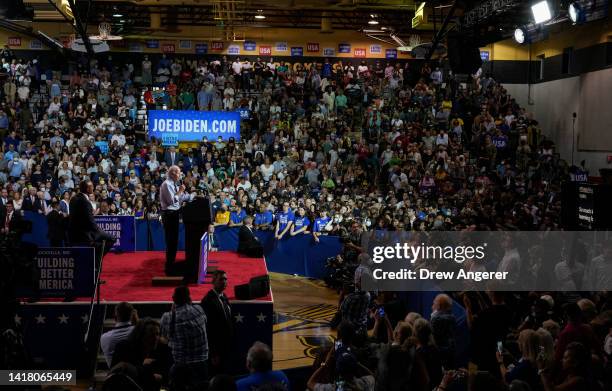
[26,0,444,37]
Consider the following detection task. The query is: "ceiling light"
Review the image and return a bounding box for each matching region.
[531,1,552,24]
[568,2,584,24]
[514,27,526,44]
[254,10,266,19]
[380,26,388,30]
[113,13,123,18]
[368,19,379,25]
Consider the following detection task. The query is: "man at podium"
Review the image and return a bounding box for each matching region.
[160,165,191,276]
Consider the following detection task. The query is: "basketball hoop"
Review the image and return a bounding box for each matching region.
[89,22,123,41]
[409,34,422,48]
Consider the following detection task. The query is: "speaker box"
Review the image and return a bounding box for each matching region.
[233,275,270,300]
[249,275,270,299]
[234,283,251,300]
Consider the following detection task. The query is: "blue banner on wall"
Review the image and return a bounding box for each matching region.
[146,40,159,49]
[95,215,136,252]
[291,47,303,57]
[148,110,241,144]
[243,40,257,51]
[385,49,398,59]
[17,247,95,298]
[338,43,351,53]
[195,43,208,54]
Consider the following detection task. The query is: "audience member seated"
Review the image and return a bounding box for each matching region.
[236,341,289,391]
[110,318,172,391]
[101,301,138,367]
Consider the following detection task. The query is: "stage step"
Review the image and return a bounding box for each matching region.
[152,276,184,286]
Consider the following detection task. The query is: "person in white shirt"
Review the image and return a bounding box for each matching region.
[232,58,243,75]
[100,302,137,367]
[236,176,252,191]
[110,129,126,147]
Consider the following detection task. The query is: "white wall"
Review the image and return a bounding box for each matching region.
[502,68,612,174]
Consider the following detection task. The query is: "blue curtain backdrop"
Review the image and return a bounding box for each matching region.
[22,213,341,279]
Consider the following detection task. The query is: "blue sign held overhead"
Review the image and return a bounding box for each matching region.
[338,43,351,53]
[244,40,257,51]
[148,110,241,143]
[195,43,208,54]
[291,47,303,57]
[480,51,490,61]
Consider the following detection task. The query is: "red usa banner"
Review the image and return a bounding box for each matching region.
[307,43,320,52]
[354,48,366,58]
[259,45,272,56]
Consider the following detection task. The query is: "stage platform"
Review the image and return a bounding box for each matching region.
[17,251,274,377]
[98,250,272,303]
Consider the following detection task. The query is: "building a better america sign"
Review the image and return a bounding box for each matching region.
[148,110,241,144]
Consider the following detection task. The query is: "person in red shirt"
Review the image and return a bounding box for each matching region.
[554,303,600,362]
[167,79,177,97]
[143,87,154,110]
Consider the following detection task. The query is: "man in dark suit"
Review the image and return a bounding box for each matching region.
[200,270,233,375]
[68,180,114,256]
[46,200,66,247]
[237,216,264,258]
[163,146,182,167]
[0,201,22,235]
[22,187,43,213]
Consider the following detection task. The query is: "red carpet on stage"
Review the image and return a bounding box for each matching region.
[98,251,271,302]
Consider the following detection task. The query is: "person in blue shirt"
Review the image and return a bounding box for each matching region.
[312,210,331,243]
[290,206,310,236]
[254,204,273,230]
[229,204,247,227]
[236,342,289,391]
[274,201,293,240]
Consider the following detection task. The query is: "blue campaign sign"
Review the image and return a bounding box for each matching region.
[195,43,208,54]
[148,110,241,143]
[228,44,240,55]
[244,40,257,51]
[17,247,96,298]
[291,47,303,57]
[480,51,490,61]
[95,215,136,252]
[146,40,159,49]
[338,43,351,53]
[386,49,398,59]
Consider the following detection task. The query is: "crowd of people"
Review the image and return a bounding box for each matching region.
[99,279,612,391]
[1,49,568,240]
[1,46,611,391]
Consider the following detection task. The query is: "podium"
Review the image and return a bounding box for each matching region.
[182,196,212,283]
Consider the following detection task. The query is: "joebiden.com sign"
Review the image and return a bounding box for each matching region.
[148,110,241,145]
